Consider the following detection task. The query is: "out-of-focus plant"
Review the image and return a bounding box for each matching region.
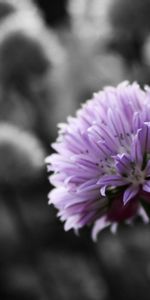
[0,0,66,146]
[0,122,46,188]
[108,0,150,85]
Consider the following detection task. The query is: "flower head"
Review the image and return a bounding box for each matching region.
[46,82,150,240]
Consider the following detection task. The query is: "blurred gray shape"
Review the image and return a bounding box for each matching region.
[0,0,16,20]
[0,4,67,142]
[0,19,50,96]
[2,263,49,300]
[0,32,49,92]
[108,0,150,65]
[109,0,150,36]
[0,123,45,187]
[0,198,22,261]
[96,225,150,300]
[40,250,108,300]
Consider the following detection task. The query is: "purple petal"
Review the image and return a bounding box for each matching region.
[77,178,99,192]
[97,141,112,158]
[132,112,143,134]
[138,205,149,223]
[96,124,119,152]
[145,160,150,176]
[78,211,97,227]
[110,223,118,234]
[92,217,110,241]
[138,123,150,155]
[143,180,150,193]
[115,153,131,175]
[64,215,81,231]
[49,188,70,209]
[50,173,66,187]
[131,133,143,166]
[123,185,139,205]
[100,185,106,196]
[98,174,126,187]
[107,108,121,137]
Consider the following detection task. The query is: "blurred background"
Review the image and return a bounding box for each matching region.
[1,0,150,299]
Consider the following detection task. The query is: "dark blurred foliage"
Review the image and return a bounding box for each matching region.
[0,0,150,299]
[96,225,150,300]
[0,1,15,20]
[35,0,69,28]
[109,0,150,39]
[0,32,49,96]
[108,0,150,85]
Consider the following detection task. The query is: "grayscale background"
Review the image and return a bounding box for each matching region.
[0,1,150,299]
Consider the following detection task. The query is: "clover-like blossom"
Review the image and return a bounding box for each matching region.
[46,82,150,240]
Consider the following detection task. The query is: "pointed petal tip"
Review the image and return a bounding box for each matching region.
[123,185,139,205]
[138,205,149,224]
[100,186,106,196]
[92,217,110,242]
[110,223,118,234]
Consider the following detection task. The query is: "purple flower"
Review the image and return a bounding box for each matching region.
[46,82,150,240]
